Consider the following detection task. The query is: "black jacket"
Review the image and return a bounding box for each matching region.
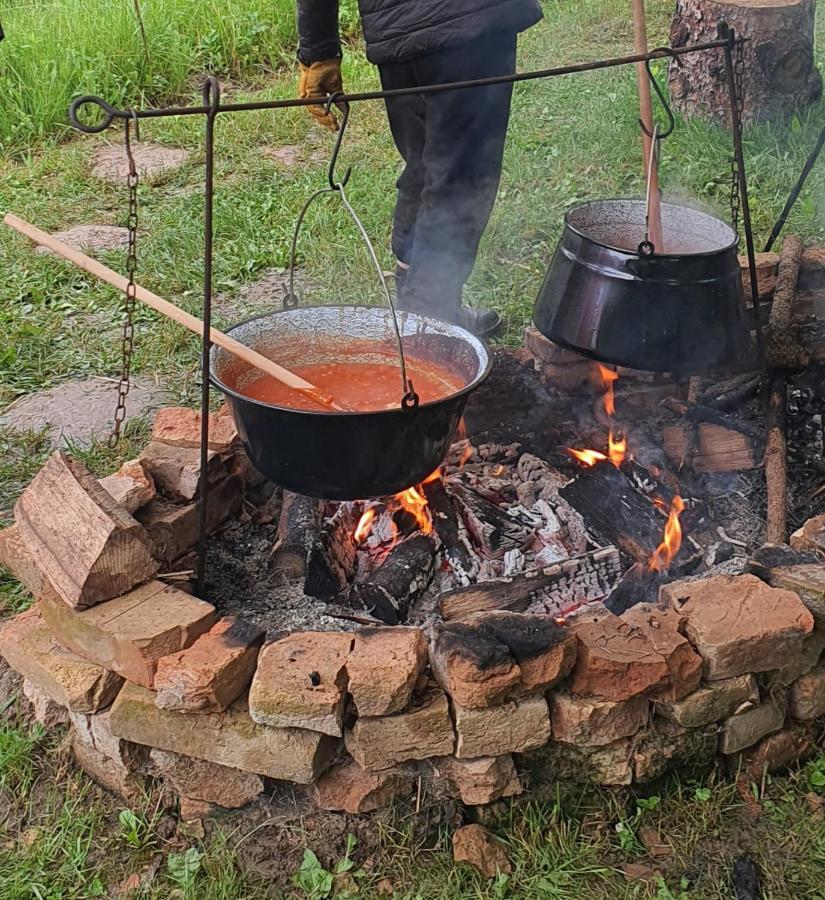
[297,0,542,66]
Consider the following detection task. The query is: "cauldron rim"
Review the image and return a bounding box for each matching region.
[209,304,493,418]
[563,197,739,259]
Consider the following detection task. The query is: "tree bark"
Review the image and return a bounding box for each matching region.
[669,0,821,125]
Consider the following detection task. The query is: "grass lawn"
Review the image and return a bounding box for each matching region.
[3,0,825,896]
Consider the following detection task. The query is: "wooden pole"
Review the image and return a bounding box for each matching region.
[632,0,664,249]
[3,213,350,412]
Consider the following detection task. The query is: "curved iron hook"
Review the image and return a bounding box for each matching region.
[69,95,123,134]
[202,75,221,114]
[325,93,352,190]
[638,47,680,140]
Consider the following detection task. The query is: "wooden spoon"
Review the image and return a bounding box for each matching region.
[4,213,352,412]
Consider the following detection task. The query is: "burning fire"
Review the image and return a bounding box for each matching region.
[353,472,438,545]
[648,495,686,572]
[567,365,627,469]
[596,364,619,417]
[567,448,608,467]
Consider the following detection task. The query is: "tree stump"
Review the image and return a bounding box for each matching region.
[669,0,821,125]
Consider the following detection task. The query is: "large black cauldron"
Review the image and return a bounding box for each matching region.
[533,199,753,373]
[210,306,492,500]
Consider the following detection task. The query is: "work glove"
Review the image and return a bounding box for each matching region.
[298,58,343,132]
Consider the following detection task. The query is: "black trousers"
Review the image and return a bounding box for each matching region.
[379,31,517,315]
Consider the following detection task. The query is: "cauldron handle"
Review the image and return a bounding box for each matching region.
[284,95,419,410]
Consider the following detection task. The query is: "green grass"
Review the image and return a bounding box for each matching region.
[0,0,362,156]
[2,0,825,896]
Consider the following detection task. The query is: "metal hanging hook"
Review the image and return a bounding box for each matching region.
[325,93,352,190]
[638,48,680,141]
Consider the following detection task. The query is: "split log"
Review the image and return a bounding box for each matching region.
[422,477,480,583]
[269,492,322,578]
[559,461,674,564]
[739,252,780,300]
[14,451,157,609]
[449,483,534,558]
[139,441,229,502]
[662,422,760,473]
[669,0,822,125]
[349,534,436,624]
[304,505,358,599]
[438,546,622,622]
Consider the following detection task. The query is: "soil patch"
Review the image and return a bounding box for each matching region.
[91,143,190,183]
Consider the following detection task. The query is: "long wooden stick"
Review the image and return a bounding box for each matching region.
[4,213,348,412]
[632,0,664,250]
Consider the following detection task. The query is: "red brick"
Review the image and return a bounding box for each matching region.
[152,407,238,452]
[347,626,428,717]
[0,608,122,713]
[39,580,217,688]
[435,755,522,806]
[150,749,263,808]
[568,605,669,701]
[249,632,352,736]
[662,574,814,680]
[309,758,412,813]
[454,693,551,758]
[551,691,648,746]
[154,616,264,713]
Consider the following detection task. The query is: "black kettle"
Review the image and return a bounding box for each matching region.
[532,198,753,374]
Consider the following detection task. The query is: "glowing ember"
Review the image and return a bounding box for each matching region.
[608,429,627,468]
[648,495,686,572]
[354,508,376,543]
[567,448,608,467]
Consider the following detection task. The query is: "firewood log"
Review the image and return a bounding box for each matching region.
[269,492,321,578]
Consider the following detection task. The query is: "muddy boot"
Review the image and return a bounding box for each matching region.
[396,271,501,340]
[452,306,502,340]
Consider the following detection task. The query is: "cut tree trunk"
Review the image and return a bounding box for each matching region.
[669,0,822,125]
[304,505,358,599]
[14,451,157,609]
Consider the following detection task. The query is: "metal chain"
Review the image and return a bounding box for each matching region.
[109,113,140,448]
[729,37,746,232]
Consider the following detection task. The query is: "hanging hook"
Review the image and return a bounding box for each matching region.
[325,93,352,190]
[638,48,680,141]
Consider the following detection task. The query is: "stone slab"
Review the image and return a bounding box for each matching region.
[551,691,648,747]
[39,580,217,688]
[308,758,412,813]
[110,682,335,783]
[435,755,522,806]
[790,664,825,720]
[0,377,170,448]
[720,698,786,755]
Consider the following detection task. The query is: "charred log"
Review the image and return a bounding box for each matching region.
[349,534,436,625]
[269,492,322,578]
[422,477,480,583]
[559,461,671,563]
[603,562,671,614]
[438,546,622,621]
[698,372,762,411]
[304,504,359,599]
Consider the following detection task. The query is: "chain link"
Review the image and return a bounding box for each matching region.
[729,38,746,232]
[109,114,140,448]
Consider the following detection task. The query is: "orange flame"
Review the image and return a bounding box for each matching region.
[648,495,686,572]
[608,430,627,468]
[354,508,376,543]
[597,364,619,417]
[396,485,433,535]
[567,448,608,467]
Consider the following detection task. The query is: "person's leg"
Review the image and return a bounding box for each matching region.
[378,62,427,275]
[401,31,518,331]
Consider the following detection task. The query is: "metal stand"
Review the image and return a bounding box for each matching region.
[68,31,758,598]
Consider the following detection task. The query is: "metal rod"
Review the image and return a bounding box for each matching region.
[69,38,737,133]
[720,24,765,368]
[196,76,220,596]
[764,122,825,252]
